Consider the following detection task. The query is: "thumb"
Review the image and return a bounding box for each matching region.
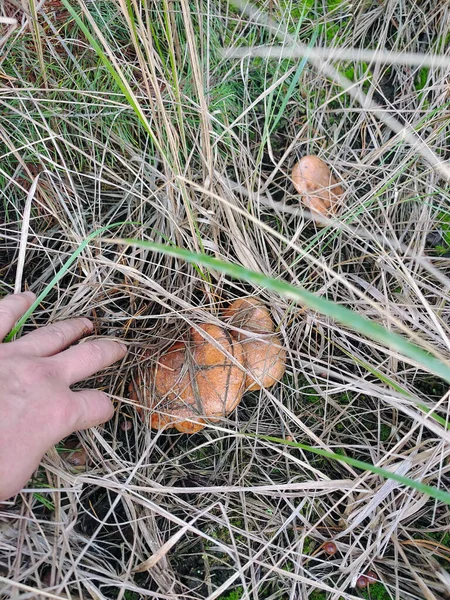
[71,389,114,431]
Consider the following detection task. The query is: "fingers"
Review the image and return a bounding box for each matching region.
[13,318,94,357]
[50,339,127,385]
[0,291,36,341]
[70,389,114,431]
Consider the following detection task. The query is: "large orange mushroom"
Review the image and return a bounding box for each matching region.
[130,300,286,434]
[132,324,246,433]
[223,298,286,391]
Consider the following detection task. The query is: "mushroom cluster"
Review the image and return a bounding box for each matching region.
[130,298,286,433]
[292,155,343,222]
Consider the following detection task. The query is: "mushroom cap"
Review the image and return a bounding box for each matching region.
[323,541,338,556]
[150,405,205,434]
[224,298,286,391]
[240,337,286,391]
[148,324,245,433]
[356,576,369,589]
[62,439,87,469]
[365,571,377,585]
[223,297,274,334]
[292,155,343,221]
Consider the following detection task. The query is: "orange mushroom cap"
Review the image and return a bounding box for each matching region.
[135,324,245,433]
[223,297,274,334]
[292,155,343,222]
[224,298,286,391]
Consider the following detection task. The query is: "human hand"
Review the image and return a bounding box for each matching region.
[0,291,127,501]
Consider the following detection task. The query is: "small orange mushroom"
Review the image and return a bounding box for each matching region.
[292,155,343,221]
[224,298,286,391]
[133,324,245,433]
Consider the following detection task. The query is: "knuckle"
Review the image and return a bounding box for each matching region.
[38,324,67,349]
[49,318,88,344]
[83,341,107,364]
[67,318,93,338]
[49,321,76,347]
[52,396,77,431]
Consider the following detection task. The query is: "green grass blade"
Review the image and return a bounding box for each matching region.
[8,233,450,383]
[5,229,450,506]
[60,0,166,160]
[111,238,450,383]
[269,27,319,135]
[248,432,450,506]
[28,0,48,87]
[3,222,131,342]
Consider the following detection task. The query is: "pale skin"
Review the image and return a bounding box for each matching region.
[0,291,127,501]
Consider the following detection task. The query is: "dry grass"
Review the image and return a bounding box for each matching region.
[1,0,450,598]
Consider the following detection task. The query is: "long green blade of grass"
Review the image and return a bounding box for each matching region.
[3,223,130,342]
[5,235,450,506]
[268,27,319,135]
[248,432,450,506]
[9,234,449,379]
[112,238,450,383]
[60,0,167,161]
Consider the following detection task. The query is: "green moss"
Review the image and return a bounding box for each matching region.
[210,80,244,121]
[328,0,348,7]
[303,536,314,554]
[278,0,315,20]
[339,392,352,405]
[415,67,429,91]
[124,592,141,600]
[339,62,370,85]
[421,530,450,566]
[304,386,321,404]
[380,424,391,442]
[360,582,391,600]
[430,211,450,255]
[439,211,450,246]
[219,588,244,600]
[343,65,355,80]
